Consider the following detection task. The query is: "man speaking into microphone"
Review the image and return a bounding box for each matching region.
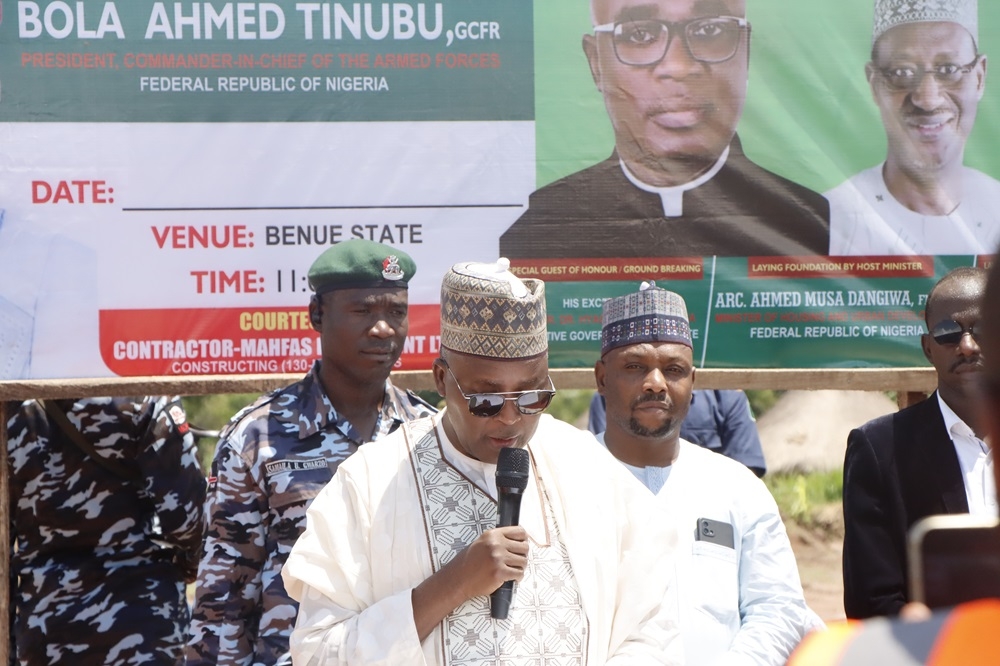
[283,258,681,665]
[491,445,530,620]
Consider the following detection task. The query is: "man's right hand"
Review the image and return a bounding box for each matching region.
[452,526,529,599]
[411,526,530,640]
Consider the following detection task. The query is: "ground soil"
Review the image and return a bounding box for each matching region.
[787,505,846,622]
[757,390,899,475]
[758,390,901,622]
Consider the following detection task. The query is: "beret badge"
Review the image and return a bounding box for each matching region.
[382,255,405,281]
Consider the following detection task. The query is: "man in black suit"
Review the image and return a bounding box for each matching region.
[499,0,829,260]
[842,266,991,619]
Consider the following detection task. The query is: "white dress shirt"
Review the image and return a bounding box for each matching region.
[938,393,997,517]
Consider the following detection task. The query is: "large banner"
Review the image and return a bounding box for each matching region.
[0,0,996,379]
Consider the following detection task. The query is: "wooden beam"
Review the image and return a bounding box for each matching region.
[0,367,937,400]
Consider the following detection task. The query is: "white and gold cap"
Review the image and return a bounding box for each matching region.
[440,258,547,359]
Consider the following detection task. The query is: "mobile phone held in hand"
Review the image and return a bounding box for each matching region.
[908,514,1000,609]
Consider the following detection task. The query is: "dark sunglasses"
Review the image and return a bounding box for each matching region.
[444,365,556,418]
[930,320,981,346]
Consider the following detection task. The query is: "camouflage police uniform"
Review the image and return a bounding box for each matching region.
[7,396,207,666]
[187,361,436,665]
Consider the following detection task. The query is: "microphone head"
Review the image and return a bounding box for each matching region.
[496,446,530,490]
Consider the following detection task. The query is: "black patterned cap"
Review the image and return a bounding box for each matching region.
[601,281,692,356]
[440,258,547,359]
[308,239,415,295]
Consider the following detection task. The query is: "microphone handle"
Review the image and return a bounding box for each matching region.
[491,488,524,620]
[491,580,514,619]
[497,488,523,528]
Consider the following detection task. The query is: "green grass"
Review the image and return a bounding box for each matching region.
[765,470,844,528]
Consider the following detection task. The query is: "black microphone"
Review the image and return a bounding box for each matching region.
[490,446,530,620]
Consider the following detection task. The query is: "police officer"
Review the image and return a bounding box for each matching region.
[187,239,437,665]
[8,396,206,665]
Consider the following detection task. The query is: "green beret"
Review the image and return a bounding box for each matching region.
[308,239,415,294]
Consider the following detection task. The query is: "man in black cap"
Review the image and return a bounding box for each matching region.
[187,239,437,666]
[283,259,681,664]
[595,282,821,664]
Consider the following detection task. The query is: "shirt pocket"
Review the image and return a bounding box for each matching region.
[265,457,334,509]
[690,540,740,626]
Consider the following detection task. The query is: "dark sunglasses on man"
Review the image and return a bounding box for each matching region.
[930,319,981,346]
[444,364,556,418]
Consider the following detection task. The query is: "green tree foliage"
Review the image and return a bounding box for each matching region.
[745,390,783,418]
[547,389,595,427]
[182,393,260,471]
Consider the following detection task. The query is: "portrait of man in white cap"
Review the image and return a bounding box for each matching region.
[827,0,1000,256]
[499,0,830,260]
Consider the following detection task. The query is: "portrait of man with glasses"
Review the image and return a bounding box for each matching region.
[842,266,992,619]
[499,0,830,260]
[827,0,1000,255]
[282,258,682,664]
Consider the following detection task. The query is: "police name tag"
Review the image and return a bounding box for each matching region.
[265,457,328,474]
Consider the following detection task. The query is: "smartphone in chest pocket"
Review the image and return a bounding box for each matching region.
[695,517,735,549]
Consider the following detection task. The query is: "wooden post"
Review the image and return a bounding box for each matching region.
[1,401,9,666]
[897,390,930,410]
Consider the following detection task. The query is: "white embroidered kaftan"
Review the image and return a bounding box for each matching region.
[283,412,681,665]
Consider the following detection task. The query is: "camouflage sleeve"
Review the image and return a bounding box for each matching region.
[7,406,15,666]
[135,396,207,562]
[187,436,268,666]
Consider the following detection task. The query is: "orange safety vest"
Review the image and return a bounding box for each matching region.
[787,599,1000,665]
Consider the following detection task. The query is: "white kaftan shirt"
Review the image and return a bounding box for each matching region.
[827,164,1000,256]
[283,412,682,665]
[599,435,825,665]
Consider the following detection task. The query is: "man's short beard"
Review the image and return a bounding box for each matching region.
[628,417,677,439]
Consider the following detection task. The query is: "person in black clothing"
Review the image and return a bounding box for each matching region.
[500,0,829,259]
